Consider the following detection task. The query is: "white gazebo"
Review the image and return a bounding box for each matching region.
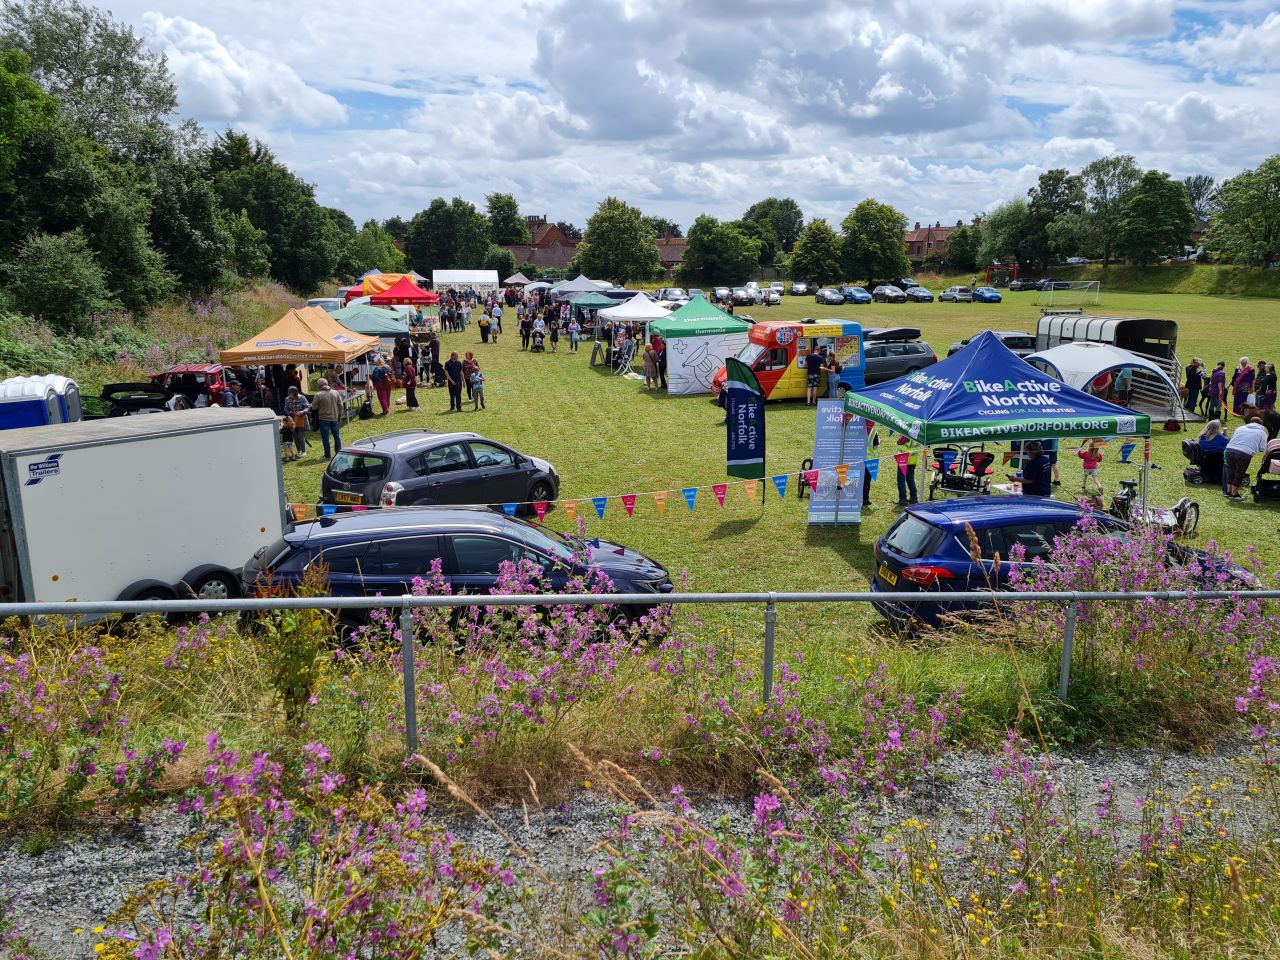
[598,292,672,323]
[432,269,500,291]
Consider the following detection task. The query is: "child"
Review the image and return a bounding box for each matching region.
[470,368,486,410]
[280,417,297,462]
[1078,439,1104,495]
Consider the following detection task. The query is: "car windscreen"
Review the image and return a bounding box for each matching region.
[327,452,388,484]
[736,343,766,366]
[882,515,943,559]
[508,519,576,562]
[1003,337,1035,351]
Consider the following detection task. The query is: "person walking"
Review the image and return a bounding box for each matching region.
[520,313,532,351]
[1258,362,1277,411]
[283,386,311,458]
[491,303,502,335]
[370,355,393,416]
[568,318,581,352]
[470,367,486,410]
[1231,357,1255,417]
[479,312,491,344]
[462,352,479,401]
[1184,357,1205,413]
[403,357,419,410]
[1225,416,1269,500]
[549,320,560,353]
[444,352,464,412]
[311,378,343,458]
[1206,361,1227,420]
[642,341,659,389]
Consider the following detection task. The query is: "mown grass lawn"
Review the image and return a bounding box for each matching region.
[279,289,1280,741]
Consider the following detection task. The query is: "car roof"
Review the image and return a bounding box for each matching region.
[159,364,223,375]
[345,429,485,456]
[864,326,922,342]
[907,495,1084,528]
[289,505,520,543]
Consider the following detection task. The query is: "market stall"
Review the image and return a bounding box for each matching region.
[647,298,752,396]
[368,276,439,306]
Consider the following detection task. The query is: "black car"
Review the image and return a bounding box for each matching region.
[241,507,673,627]
[1007,278,1039,292]
[320,430,559,510]
[790,280,810,295]
[948,330,1037,358]
[905,286,934,303]
[1036,277,1070,291]
[814,287,846,305]
[872,285,907,303]
[896,277,920,289]
[711,286,732,303]
[731,287,756,306]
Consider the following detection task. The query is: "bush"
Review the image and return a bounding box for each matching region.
[4,230,116,332]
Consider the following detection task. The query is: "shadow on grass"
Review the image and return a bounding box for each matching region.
[801,522,877,579]
[707,516,763,540]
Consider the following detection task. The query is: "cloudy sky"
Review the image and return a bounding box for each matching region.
[108,0,1280,231]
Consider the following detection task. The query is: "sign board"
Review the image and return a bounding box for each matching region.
[808,399,865,525]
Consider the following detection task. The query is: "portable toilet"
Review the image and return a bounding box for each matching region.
[0,377,62,429]
[28,374,81,422]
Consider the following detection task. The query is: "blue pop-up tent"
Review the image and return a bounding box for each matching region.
[844,331,1152,503]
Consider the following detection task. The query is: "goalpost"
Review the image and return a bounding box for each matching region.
[1036,281,1100,308]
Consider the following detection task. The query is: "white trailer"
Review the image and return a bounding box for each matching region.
[0,407,286,606]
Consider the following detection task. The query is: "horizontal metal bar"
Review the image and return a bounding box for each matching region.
[0,588,1276,618]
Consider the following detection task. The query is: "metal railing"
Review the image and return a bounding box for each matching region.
[6,587,1278,754]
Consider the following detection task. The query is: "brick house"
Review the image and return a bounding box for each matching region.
[905,220,962,261]
[501,215,579,272]
[655,234,688,273]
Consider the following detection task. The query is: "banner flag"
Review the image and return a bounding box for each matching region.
[724,358,766,480]
[682,487,697,511]
[320,504,338,516]
[291,503,309,521]
[592,496,608,519]
[803,469,820,490]
[652,490,667,514]
[939,450,957,473]
[743,479,758,499]
[621,494,637,517]
[894,452,911,476]
[1119,442,1136,463]
[502,503,517,516]
[772,474,788,499]
[563,500,578,522]
[352,504,368,513]
[534,500,549,522]
[713,483,727,506]
[866,458,879,481]
[834,463,849,485]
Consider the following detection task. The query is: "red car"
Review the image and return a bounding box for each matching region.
[149,364,233,406]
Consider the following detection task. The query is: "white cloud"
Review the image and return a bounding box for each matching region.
[141,14,346,127]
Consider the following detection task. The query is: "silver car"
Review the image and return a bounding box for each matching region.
[940,285,974,302]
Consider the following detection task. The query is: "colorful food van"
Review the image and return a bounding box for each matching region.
[711,319,866,400]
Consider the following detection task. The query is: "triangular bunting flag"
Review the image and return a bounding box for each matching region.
[534,500,549,523]
[291,503,309,521]
[592,496,608,519]
[712,483,727,506]
[894,452,911,476]
[772,474,788,499]
[834,464,849,485]
[743,479,758,499]
[320,504,338,516]
[939,450,957,473]
[563,500,578,522]
[621,494,637,517]
[866,458,879,481]
[353,504,369,512]
[502,503,517,516]
[682,487,697,511]
[803,469,820,490]
[652,490,667,514]
[1119,442,1136,463]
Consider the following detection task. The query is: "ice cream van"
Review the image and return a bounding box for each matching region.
[711,319,866,401]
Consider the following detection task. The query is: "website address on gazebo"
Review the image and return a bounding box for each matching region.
[938,419,1133,439]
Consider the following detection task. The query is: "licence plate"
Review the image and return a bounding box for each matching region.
[878,563,898,587]
[334,492,363,505]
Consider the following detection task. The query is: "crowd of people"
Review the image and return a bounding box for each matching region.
[1184,356,1278,419]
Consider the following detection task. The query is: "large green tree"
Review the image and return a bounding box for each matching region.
[678,215,761,284]
[944,223,980,272]
[742,197,804,251]
[403,197,490,276]
[1205,156,1280,266]
[1080,154,1139,265]
[977,199,1029,266]
[575,197,659,284]
[730,218,779,268]
[1116,170,1194,266]
[840,199,909,282]
[348,219,405,276]
[644,215,681,238]
[1182,174,1219,220]
[483,243,516,280]
[0,0,177,158]
[0,49,54,193]
[5,229,113,330]
[786,219,843,285]
[226,209,270,279]
[146,154,231,294]
[485,192,530,245]
[1024,169,1085,268]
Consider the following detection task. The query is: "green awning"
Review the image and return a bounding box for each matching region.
[330,304,411,338]
[649,297,752,338]
[569,293,619,310]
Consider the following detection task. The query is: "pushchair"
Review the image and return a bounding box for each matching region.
[1181,439,1224,486]
[531,330,546,353]
[429,361,447,388]
[927,444,995,499]
[1252,438,1280,503]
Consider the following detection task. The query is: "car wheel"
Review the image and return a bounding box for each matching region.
[904,366,921,374]
[528,480,554,507]
[180,565,241,602]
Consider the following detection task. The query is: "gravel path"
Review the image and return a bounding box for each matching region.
[0,740,1255,958]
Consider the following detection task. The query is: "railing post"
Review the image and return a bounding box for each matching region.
[762,592,777,704]
[1058,600,1079,700]
[400,597,418,755]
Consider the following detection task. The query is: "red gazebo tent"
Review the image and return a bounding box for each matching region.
[368,276,440,305]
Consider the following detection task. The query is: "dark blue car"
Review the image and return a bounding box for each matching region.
[870,496,1253,625]
[242,507,673,630]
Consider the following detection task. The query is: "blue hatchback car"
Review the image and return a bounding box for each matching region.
[870,496,1252,625]
[972,286,1003,303]
[842,286,872,304]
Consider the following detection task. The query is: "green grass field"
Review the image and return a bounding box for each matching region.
[278,289,1280,738]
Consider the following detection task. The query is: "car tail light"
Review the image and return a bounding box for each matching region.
[899,565,955,587]
[381,481,403,507]
[929,354,938,364]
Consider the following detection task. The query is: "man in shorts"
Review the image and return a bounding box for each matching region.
[804,348,825,405]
